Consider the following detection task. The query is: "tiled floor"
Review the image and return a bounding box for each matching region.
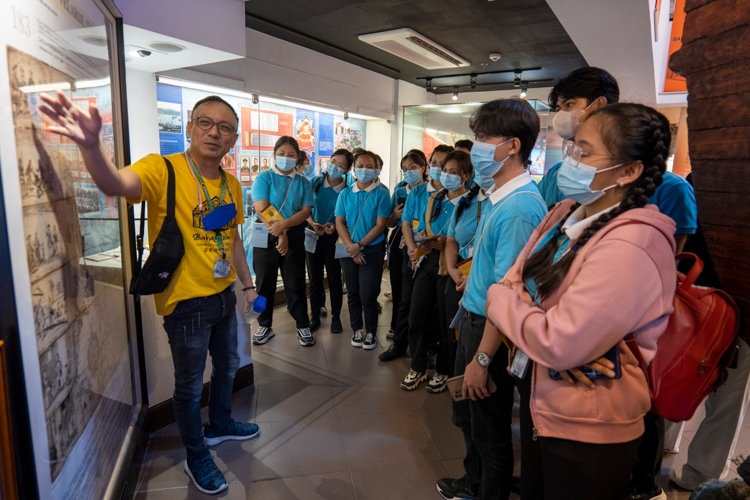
[131,281,749,499]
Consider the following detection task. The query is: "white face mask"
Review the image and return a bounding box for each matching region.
[551,100,598,140]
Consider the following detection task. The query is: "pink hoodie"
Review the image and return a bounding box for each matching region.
[486,200,677,444]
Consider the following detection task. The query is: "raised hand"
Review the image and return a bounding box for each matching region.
[38,90,102,147]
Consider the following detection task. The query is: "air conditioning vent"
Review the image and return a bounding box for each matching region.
[359,28,469,70]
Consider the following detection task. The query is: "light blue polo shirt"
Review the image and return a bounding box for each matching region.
[463,172,548,316]
[417,191,465,235]
[251,167,314,219]
[448,191,489,260]
[310,175,347,225]
[538,161,565,207]
[401,181,440,228]
[648,171,697,235]
[335,180,392,245]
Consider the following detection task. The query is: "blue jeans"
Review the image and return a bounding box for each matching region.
[163,284,240,460]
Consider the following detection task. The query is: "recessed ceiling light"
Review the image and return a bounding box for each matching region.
[147,42,186,53]
[79,35,108,47]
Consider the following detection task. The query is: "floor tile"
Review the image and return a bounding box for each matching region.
[350,459,449,500]
[340,410,442,468]
[416,407,467,460]
[334,373,414,417]
[254,378,338,422]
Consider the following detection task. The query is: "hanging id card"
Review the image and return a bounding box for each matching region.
[304,228,319,253]
[213,258,231,278]
[509,349,531,379]
[335,238,349,259]
[251,223,269,248]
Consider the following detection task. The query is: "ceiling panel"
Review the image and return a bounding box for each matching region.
[245,0,587,96]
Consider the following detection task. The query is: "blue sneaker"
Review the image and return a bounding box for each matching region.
[184,453,227,495]
[204,420,260,446]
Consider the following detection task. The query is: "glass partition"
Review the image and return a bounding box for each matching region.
[402,100,560,183]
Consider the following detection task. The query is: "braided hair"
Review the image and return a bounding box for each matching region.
[521,103,669,301]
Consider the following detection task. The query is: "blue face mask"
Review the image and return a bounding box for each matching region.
[440,172,463,191]
[477,173,495,190]
[355,168,380,183]
[557,157,623,205]
[470,139,512,178]
[429,166,443,181]
[328,164,344,179]
[302,163,314,177]
[275,156,296,172]
[403,169,422,185]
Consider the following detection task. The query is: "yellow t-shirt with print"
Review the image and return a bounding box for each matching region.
[127,152,245,316]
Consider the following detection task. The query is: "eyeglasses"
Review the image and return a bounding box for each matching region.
[401,164,421,171]
[561,139,615,167]
[193,116,237,136]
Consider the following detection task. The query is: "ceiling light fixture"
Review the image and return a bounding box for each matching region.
[514,72,522,88]
[520,86,527,98]
[426,78,432,90]
[470,74,477,90]
[452,87,459,100]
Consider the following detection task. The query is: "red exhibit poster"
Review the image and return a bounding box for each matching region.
[663,0,687,93]
[240,107,293,150]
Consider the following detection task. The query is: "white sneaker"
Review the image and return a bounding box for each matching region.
[670,464,712,491]
[363,332,377,350]
[426,373,449,393]
[351,330,364,348]
[400,369,427,391]
[252,326,275,345]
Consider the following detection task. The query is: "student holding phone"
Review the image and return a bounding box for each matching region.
[335,151,392,350]
[379,145,453,364]
[403,150,472,394]
[385,151,427,337]
[483,103,677,500]
[306,149,353,334]
[251,136,315,347]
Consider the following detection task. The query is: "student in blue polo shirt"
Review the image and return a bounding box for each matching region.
[436,99,547,500]
[443,172,493,378]
[379,145,454,363]
[401,150,473,394]
[306,148,354,335]
[251,136,315,347]
[335,150,392,350]
[385,150,428,336]
[648,170,697,252]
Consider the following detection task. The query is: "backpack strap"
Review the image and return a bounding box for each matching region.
[164,157,176,220]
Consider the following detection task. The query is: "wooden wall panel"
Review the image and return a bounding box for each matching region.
[671,0,750,342]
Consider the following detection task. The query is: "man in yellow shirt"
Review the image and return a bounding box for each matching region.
[40,92,259,495]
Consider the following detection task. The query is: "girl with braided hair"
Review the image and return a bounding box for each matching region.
[483,103,677,500]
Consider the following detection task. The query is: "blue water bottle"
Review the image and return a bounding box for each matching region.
[244,295,267,324]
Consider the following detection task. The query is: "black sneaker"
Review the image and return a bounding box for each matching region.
[436,476,477,500]
[309,316,321,333]
[184,452,227,495]
[426,373,449,393]
[320,306,328,318]
[297,328,315,347]
[331,316,343,334]
[351,330,364,348]
[401,369,427,391]
[252,326,275,345]
[363,332,377,350]
[378,344,406,362]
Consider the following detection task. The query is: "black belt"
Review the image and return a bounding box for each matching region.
[469,312,486,322]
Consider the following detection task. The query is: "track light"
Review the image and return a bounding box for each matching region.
[470,74,477,90]
[452,87,459,100]
[520,86,527,98]
[514,71,522,88]
[426,78,432,90]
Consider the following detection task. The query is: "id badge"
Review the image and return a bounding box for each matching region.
[304,228,318,253]
[510,349,531,379]
[251,223,268,248]
[335,238,349,259]
[399,235,405,249]
[213,258,231,278]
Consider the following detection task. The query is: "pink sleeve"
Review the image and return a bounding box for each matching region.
[487,238,667,371]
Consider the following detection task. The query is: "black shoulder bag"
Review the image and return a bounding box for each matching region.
[129,157,185,298]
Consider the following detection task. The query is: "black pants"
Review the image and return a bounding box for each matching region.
[391,246,415,352]
[306,231,343,320]
[340,244,383,333]
[408,251,448,373]
[443,274,462,378]
[253,224,309,329]
[388,228,404,331]
[453,313,515,500]
[517,362,643,500]
[629,412,665,495]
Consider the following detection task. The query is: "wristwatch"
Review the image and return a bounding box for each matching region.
[357,241,365,252]
[475,351,492,367]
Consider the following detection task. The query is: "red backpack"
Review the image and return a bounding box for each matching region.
[625,253,741,422]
